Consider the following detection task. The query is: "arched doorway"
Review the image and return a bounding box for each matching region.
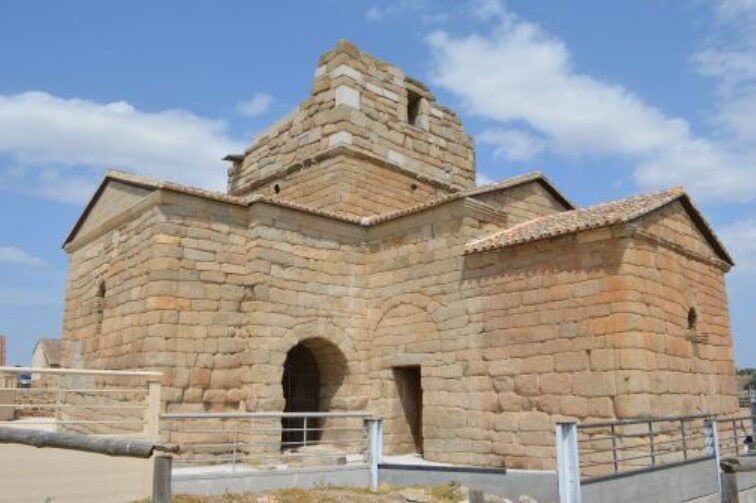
[281,343,320,448]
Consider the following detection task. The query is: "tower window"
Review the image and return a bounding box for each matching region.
[96,281,106,334]
[407,90,422,126]
[274,184,281,194]
[688,308,697,331]
[410,183,418,192]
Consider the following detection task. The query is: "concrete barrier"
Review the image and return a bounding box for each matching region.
[581,458,719,503]
[378,463,558,502]
[172,464,371,495]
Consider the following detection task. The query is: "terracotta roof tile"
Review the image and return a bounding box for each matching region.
[465,187,686,254]
[106,170,246,206]
[462,171,575,209]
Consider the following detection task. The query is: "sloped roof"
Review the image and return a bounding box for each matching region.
[34,338,61,366]
[361,171,570,225]
[67,170,558,245]
[462,171,575,209]
[465,187,734,265]
[64,171,246,245]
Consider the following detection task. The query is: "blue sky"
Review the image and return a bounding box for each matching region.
[1,0,755,366]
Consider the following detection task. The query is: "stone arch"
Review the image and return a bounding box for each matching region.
[282,336,348,414]
[370,293,449,335]
[275,320,355,413]
[371,294,446,456]
[280,338,348,448]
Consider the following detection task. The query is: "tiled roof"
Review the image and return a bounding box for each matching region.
[69,171,732,266]
[106,171,246,206]
[466,187,691,254]
[245,194,366,225]
[86,170,549,230]
[462,171,575,209]
[362,171,569,225]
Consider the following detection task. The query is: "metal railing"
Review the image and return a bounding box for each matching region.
[0,366,161,438]
[716,414,755,458]
[573,414,714,481]
[160,411,377,471]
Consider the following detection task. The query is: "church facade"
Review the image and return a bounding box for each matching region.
[60,41,738,469]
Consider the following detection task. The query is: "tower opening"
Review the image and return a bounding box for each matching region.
[407,90,422,126]
[281,343,320,448]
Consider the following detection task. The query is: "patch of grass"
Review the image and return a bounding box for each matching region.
[129,483,467,503]
[428,482,464,502]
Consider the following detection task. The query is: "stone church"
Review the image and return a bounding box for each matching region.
[60,41,738,469]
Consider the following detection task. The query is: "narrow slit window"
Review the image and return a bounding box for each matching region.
[688,308,697,331]
[96,281,106,334]
[407,90,422,126]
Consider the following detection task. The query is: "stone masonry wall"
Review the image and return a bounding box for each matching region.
[460,225,736,469]
[228,40,474,196]
[470,182,569,226]
[62,205,159,370]
[242,202,371,414]
[248,153,443,217]
[61,183,737,471]
[366,199,507,465]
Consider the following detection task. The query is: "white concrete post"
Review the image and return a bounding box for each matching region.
[556,422,582,503]
[704,418,722,494]
[366,418,383,490]
[144,378,161,440]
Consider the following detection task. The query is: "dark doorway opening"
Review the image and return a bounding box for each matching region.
[394,366,423,455]
[281,343,320,449]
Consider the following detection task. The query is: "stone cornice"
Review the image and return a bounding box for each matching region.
[229,144,465,196]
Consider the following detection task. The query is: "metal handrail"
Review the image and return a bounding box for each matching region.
[578,413,711,429]
[0,366,162,378]
[161,411,373,420]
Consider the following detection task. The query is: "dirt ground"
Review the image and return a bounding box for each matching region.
[131,483,540,503]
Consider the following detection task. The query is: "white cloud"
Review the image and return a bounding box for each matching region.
[365,0,447,24]
[478,128,546,161]
[721,216,756,273]
[695,0,756,143]
[425,5,756,202]
[471,0,505,21]
[236,93,275,117]
[0,92,243,203]
[476,172,494,186]
[0,246,48,267]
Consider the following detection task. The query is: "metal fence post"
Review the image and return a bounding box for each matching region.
[556,422,582,503]
[152,455,172,503]
[704,418,722,494]
[366,418,383,490]
[749,388,756,443]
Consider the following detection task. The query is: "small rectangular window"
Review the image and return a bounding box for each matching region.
[407,90,422,126]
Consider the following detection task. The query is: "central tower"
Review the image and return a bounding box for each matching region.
[225,40,476,218]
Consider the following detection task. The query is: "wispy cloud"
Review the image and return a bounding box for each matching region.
[0,246,48,267]
[236,93,275,118]
[478,128,546,161]
[0,92,244,204]
[722,216,756,273]
[425,1,756,202]
[366,0,447,24]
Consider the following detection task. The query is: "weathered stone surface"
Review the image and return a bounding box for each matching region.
[59,40,738,472]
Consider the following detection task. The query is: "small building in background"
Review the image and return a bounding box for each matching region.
[31,338,61,370]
